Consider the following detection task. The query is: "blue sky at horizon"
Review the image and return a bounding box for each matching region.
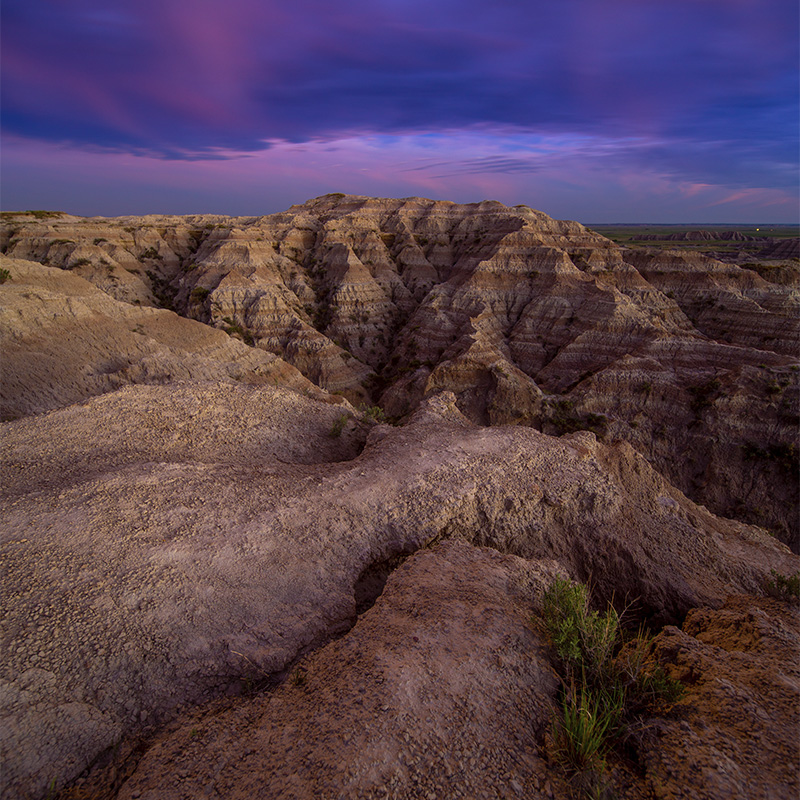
[2,0,798,223]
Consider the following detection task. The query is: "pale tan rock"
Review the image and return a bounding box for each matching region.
[2,196,798,548]
[0,257,318,418]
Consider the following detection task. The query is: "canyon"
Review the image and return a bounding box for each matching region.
[0,196,798,799]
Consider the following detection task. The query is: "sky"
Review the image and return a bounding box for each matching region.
[1,0,798,223]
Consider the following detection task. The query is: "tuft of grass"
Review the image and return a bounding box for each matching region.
[553,678,624,778]
[764,569,800,603]
[290,668,307,687]
[0,268,10,284]
[541,578,682,795]
[329,413,349,438]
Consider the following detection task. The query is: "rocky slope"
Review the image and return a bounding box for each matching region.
[0,257,331,419]
[2,198,797,550]
[1,198,799,799]
[1,387,797,799]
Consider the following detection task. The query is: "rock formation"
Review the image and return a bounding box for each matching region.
[0,198,798,799]
[2,198,797,550]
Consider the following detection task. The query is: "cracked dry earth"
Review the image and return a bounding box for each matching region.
[2,385,798,800]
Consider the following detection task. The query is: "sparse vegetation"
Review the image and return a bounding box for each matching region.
[290,668,308,687]
[545,399,608,438]
[190,286,210,303]
[688,378,720,414]
[25,210,63,219]
[741,440,798,474]
[541,578,683,796]
[221,317,254,346]
[329,413,349,437]
[764,570,800,603]
[361,405,386,423]
[0,268,10,284]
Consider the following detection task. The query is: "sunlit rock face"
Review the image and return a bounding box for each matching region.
[2,195,798,549]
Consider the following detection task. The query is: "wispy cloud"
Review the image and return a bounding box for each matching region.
[1,0,797,219]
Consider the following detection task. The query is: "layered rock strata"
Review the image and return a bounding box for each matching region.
[2,198,797,549]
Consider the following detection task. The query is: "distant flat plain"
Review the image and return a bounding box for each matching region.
[588,224,799,258]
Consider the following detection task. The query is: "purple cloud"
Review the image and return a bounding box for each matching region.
[1,0,797,218]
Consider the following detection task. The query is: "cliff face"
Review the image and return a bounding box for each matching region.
[3,196,797,548]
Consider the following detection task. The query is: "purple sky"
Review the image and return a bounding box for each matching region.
[2,0,798,222]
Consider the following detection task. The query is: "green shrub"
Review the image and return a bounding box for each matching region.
[221,317,254,346]
[688,378,720,413]
[361,405,386,423]
[541,578,682,794]
[329,413,349,438]
[544,400,608,439]
[190,286,210,303]
[765,569,800,603]
[0,268,10,284]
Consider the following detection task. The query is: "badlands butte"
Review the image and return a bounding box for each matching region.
[0,195,798,799]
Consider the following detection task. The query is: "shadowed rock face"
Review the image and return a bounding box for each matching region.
[2,196,797,547]
[1,198,799,800]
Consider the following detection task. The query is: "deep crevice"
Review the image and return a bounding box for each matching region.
[354,552,411,614]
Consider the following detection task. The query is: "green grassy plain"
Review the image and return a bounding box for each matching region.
[587,224,799,254]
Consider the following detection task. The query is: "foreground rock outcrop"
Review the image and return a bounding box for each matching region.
[114,550,800,800]
[116,541,563,800]
[1,386,797,799]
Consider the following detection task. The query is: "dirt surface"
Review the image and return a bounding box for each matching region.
[115,540,565,800]
[2,386,797,799]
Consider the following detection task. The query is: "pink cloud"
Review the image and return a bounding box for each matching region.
[2,130,798,223]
